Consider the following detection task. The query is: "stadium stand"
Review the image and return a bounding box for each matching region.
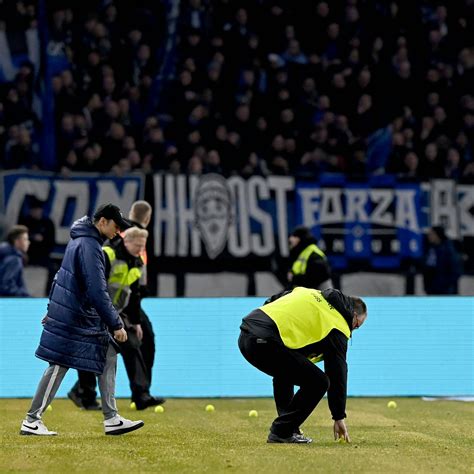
[1,1,473,296]
[0,0,472,180]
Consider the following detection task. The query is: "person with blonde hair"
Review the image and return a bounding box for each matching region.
[104,225,164,409]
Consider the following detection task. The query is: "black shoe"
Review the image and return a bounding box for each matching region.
[134,396,166,410]
[67,390,84,409]
[293,428,312,442]
[83,399,102,411]
[267,432,313,444]
[68,390,101,410]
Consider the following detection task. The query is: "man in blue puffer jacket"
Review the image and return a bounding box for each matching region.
[20,204,145,437]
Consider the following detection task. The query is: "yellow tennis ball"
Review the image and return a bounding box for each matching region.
[249,410,258,417]
[154,405,164,413]
[387,400,397,409]
[336,437,346,444]
[205,404,215,412]
[130,402,137,410]
[46,405,52,412]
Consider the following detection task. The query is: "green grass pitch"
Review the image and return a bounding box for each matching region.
[1,398,472,473]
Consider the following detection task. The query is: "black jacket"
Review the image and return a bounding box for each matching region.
[241,288,353,420]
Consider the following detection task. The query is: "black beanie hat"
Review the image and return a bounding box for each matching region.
[289,226,313,241]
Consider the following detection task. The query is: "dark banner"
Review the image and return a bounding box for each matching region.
[153,174,473,271]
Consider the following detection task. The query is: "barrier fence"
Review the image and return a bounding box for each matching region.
[0,297,472,398]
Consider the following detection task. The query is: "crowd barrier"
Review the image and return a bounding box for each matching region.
[0,297,472,398]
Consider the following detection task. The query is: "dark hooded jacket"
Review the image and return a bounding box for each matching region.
[35,217,123,374]
[0,242,29,296]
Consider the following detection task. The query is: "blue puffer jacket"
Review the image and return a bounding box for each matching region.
[36,217,123,374]
[0,243,29,296]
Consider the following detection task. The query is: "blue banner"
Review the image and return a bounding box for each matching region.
[294,179,428,269]
[1,171,144,254]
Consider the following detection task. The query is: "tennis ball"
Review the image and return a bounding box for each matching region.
[249,409,258,417]
[205,404,215,412]
[336,437,346,444]
[130,402,137,410]
[46,405,52,412]
[154,405,164,413]
[387,400,397,409]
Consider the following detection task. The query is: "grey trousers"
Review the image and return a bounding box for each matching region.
[27,345,118,422]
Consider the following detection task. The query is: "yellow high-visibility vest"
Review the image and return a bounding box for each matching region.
[259,287,351,351]
[291,244,327,275]
[103,246,142,312]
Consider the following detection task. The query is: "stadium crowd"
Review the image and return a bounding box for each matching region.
[0,0,473,180]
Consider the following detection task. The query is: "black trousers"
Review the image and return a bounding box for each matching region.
[120,327,151,401]
[73,312,156,402]
[139,309,155,383]
[70,371,98,407]
[73,335,150,402]
[73,351,150,403]
[238,331,329,438]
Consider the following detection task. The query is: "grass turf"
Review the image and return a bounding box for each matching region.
[1,398,472,473]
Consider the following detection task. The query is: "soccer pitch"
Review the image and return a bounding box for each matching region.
[1,398,472,473]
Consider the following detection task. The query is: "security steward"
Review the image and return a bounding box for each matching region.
[238,286,367,444]
[288,226,333,290]
[103,226,164,410]
[125,201,155,385]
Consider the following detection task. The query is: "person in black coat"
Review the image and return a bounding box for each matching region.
[20,204,144,436]
[423,226,463,295]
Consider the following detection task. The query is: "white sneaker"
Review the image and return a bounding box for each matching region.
[104,415,144,435]
[20,419,57,436]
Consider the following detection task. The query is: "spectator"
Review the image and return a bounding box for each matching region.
[423,226,462,295]
[18,197,57,294]
[1,1,472,181]
[399,151,421,180]
[0,225,30,297]
[18,198,55,267]
[443,148,462,179]
[419,143,444,179]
